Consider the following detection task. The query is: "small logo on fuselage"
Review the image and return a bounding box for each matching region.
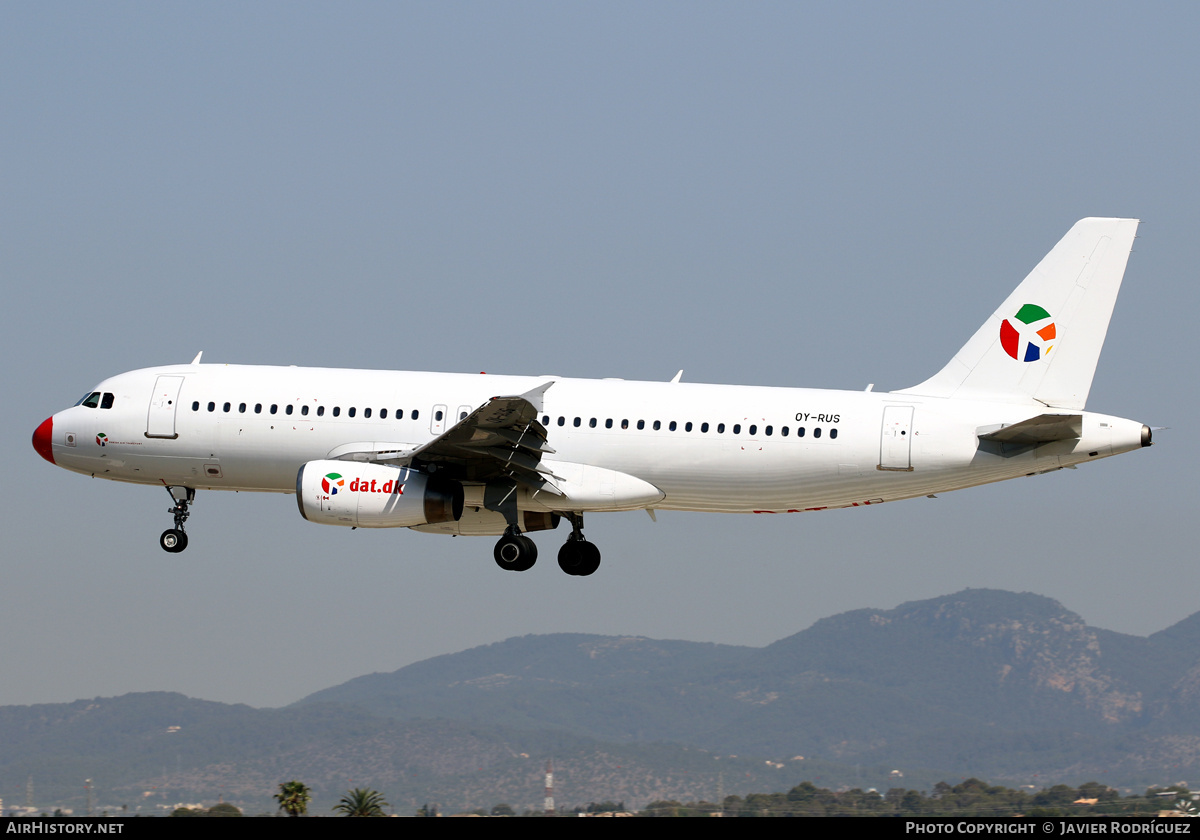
[321,473,345,495]
[1000,304,1056,362]
[96,433,107,446]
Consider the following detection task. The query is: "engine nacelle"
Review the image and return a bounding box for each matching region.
[296,461,463,528]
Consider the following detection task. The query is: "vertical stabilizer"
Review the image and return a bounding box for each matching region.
[896,218,1138,409]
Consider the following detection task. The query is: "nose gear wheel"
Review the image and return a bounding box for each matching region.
[160,529,188,553]
[161,486,195,553]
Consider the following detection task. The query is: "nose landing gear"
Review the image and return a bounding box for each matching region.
[160,486,194,553]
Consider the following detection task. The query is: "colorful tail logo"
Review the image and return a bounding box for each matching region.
[1000,304,1056,362]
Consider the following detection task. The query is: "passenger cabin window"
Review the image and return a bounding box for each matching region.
[365,408,372,419]
[813,427,821,438]
[270,404,278,414]
[653,421,661,430]
[348,407,356,417]
[411,410,419,420]
[749,424,757,435]
[223,402,231,413]
[254,403,262,414]
[685,422,693,432]
[717,423,725,433]
[286,405,294,416]
[192,401,200,411]
[621,419,629,429]
[558,416,565,426]
[781,426,789,437]
[433,409,441,421]
[605,419,612,429]
[669,421,677,431]
[239,403,247,413]
[317,406,324,417]
[830,428,838,439]
[301,405,309,416]
[589,418,597,428]
[765,426,773,436]
[333,406,340,417]
[207,402,215,412]
[637,420,645,430]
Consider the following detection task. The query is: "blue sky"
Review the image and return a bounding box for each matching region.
[2,2,1195,707]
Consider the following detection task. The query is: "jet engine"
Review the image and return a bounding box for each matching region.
[296,461,463,528]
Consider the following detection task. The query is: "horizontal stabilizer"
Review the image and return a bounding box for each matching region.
[977,413,1082,444]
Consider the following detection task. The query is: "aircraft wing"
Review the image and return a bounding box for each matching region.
[329,382,559,490]
[408,382,561,492]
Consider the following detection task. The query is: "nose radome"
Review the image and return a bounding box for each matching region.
[32,416,54,464]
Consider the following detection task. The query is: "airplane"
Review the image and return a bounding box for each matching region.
[32,218,1152,576]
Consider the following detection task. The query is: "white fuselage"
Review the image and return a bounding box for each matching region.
[40,363,1147,518]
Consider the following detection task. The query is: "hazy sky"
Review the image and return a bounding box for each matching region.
[3,2,1196,708]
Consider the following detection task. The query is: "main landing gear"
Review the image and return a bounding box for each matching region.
[492,514,602,576]
[160,486,194,553]
[556,513,601,577]
[494,526,538,572]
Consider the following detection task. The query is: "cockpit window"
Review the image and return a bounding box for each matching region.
[77,392,101,408]
[101,393,115,409]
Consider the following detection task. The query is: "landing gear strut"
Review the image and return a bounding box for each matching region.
[557,513,601,576]
[494,526,537,571]
[160,486,194,553]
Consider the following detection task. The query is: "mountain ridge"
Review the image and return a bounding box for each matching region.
[8,589,1200,812]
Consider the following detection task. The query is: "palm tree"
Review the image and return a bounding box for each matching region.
[274,781,312,818]
[333,788,389,817]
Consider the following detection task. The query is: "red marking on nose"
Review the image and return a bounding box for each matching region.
[32,416,55,464]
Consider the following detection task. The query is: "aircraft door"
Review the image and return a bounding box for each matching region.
[878,405,914,471]
[146,375,184,439]
[430,404,447,435]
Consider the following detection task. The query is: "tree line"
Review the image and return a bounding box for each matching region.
[171,777,1196,816]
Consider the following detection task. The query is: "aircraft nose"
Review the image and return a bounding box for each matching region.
[32,416,55,464]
